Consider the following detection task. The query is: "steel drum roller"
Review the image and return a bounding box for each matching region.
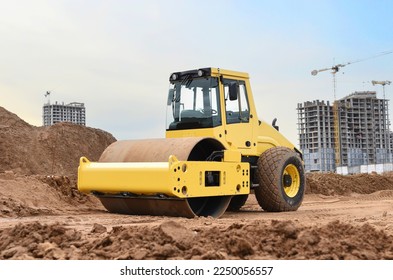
[96,137,232,218]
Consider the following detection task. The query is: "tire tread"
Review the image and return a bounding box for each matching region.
[255,147,304,212]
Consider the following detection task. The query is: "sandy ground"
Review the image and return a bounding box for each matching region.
[1,106,393,260]
[1,177,393,260]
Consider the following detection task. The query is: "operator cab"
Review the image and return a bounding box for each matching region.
[166,69,221,130]
[166,68,250,131]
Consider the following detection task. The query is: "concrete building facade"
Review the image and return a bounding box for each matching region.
[297,100,336,172]
[334,91,391,167]
[43,102,86,126]
[297,91,391,173]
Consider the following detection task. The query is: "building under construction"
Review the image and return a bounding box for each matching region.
[43,101,86,126]
[297,91,391,172]
[297,100,335,172]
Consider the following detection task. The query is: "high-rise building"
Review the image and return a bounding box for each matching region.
[334,91,391,167]
[297,91,391,172]
[297,100,335,172]
[43,102,86,126]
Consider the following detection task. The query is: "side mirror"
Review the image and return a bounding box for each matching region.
[228,82,239,101]
[272,118,279,131]
[167,89,175,105]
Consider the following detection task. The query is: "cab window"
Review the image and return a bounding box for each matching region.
[166,77,221,130]
[223,79,250,124]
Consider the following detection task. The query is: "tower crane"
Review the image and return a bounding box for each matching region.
[372,80,391,99]
[44,90,51,105]
[311,51,392,168]
[372,80,392,85]
[311,50,393,100]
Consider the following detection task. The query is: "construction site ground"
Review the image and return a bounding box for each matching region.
[1,106,393,260]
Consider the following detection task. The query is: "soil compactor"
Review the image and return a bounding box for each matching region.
[78,68,305,218]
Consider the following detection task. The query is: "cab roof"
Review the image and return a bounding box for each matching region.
[169,67,249,82]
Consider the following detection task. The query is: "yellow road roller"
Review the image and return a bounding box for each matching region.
[78,68,305,218]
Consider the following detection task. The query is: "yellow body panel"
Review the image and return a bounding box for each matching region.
[257,120,295,155]
[166,127,227,147]
[78,155,249,198]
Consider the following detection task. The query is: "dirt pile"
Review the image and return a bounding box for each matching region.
[0,106,116,176]
[0,106,111,217]
[0,173,102,218]
[1,219,392,260]
[306,172,393,196]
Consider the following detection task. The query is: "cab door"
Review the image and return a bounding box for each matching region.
[222,78,254,149]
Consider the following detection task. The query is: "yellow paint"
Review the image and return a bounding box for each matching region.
[78,156,249,198]
[283,164,300,198]
[257,121,295,155]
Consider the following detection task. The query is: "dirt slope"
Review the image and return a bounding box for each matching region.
[0,106,116,176]
[0,173,102,218]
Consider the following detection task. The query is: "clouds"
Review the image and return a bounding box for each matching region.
[0,0,392,145]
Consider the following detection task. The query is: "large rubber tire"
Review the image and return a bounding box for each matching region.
[255,147,305,212]
[227,194,249,211]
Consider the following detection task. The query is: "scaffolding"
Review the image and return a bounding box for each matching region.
[333,101,342,167]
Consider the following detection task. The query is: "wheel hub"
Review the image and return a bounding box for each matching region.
[282,164,300,198]
[283,174,292,187]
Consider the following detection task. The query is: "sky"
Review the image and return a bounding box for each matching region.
[1,0,393,146]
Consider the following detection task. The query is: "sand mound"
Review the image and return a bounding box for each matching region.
[0,106,111,217]
[0,106,116,176]
[306,172,393,196]
[0,173,102,218]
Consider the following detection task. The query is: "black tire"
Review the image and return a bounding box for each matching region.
[255,147,305,212]
[227,194,249,211]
